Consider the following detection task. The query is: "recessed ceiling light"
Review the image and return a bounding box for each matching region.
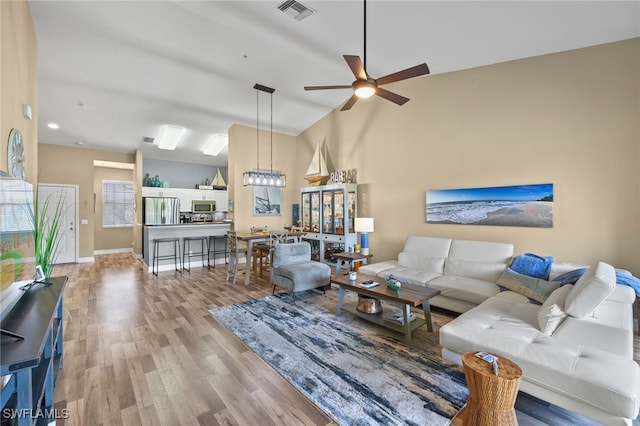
[48,123,60,129]
[156,125,185,150]
[204,134,228,156]
[75,141,84,146]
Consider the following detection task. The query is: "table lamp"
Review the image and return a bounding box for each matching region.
[354,218,374,255]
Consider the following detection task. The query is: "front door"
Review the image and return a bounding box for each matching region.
[38,184,78,264]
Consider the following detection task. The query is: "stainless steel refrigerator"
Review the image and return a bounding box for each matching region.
[143,197,179,225]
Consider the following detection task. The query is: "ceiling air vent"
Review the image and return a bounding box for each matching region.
[277,0,316,21]
[143,136,155,143]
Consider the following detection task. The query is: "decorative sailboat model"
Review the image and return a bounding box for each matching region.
[211,168,227,190]
[305,142,329,186]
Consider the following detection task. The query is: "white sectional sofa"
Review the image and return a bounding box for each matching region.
[359,236,640,425]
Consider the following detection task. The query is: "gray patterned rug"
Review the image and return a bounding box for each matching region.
[210,288,605,426]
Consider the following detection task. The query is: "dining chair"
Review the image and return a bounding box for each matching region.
[226,231,248,284]
[289,226,304,242]
[255,230,289,278]
[250,226,269,272]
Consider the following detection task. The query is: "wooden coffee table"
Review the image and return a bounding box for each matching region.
[331,272,441,343]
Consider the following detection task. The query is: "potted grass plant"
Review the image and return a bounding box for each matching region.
[31,187,65,278]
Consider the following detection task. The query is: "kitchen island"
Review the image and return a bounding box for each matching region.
[142,223,231,273]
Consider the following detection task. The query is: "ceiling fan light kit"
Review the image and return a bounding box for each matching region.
[243,84,286,188]
[354,80,376,98]
[304,0,430,111]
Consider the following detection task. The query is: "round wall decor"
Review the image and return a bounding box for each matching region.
[7,128,25,180]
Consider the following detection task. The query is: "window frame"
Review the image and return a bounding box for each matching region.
[102,180,135,228]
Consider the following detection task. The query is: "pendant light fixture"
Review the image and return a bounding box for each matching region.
[242,84,286,187]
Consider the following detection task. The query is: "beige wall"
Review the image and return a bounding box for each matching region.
[294,38,640,275]
[228,124,298,231]
[38,144,135,259]
[93,167,135,252]
[8,4,639,274]
[1,0,38,185]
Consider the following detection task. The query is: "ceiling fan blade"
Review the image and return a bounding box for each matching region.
[341,94,360,111]
[376,63,430,86]
[375,87,410,106]
[304,85,352,91]
[344,55,367,80]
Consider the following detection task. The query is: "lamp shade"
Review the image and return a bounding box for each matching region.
[354,218,374,233]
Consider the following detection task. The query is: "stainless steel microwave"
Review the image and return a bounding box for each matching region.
[192,200,216,213]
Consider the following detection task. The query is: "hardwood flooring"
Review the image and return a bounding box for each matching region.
[52,254,336,426]
[51,254,640,426]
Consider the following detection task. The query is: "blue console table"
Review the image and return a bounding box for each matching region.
[1,276,67,426]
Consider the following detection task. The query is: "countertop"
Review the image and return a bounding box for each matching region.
[144,222,232,227]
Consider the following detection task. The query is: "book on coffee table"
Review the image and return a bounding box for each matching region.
[383,309,416,325]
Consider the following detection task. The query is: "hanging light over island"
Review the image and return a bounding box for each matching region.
[243,84,286,188]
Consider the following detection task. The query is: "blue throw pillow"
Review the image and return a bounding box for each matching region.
[510,253,554,280]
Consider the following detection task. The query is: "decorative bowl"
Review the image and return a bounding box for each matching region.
[385,274,402,291]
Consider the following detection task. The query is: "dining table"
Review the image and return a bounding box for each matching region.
[236,230,306,286]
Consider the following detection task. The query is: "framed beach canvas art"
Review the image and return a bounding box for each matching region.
[426,183,553,228]
[253,187,282,216]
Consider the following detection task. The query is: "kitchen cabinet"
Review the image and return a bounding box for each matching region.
[141,188,228,212]
[300,183,357,264]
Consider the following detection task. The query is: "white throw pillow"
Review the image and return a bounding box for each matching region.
[538,285,572,335]
[564,261,616,319]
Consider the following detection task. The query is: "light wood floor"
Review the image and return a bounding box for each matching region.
[52,253,337,426]
[52,254,640,426]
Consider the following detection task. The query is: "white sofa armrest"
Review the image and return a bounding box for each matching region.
[607,284,636,304]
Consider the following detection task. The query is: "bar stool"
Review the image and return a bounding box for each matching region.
[183,236,208,272]
[208,235,227,268]
[152,237,181,276]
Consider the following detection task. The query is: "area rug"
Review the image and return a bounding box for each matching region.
[210,289,607,426]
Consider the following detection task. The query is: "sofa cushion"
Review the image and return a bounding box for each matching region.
[398,252,445,273]
[444,239,514,282]
[402,236,452,257]
[272,241,310,268]
[537,285,572,335]
[565,262,616,319]
[497,267,560,304]
[445,258,509,282]
[376,267,441,286]
[427,275,500,305]
[358,260,397,277]
[273,261,329,283]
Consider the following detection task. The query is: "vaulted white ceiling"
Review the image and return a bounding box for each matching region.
[30,1,640,166]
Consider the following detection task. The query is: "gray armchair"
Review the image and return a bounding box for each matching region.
[271,241,331,294]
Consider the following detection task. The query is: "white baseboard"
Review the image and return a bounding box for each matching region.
[78,257,95,263]
[94,248,134,255]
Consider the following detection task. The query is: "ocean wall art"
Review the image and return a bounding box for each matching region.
[426,183,553,228]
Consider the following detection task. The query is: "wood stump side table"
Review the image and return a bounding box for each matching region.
[454,351,523,426]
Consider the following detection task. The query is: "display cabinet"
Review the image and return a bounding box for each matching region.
[300,183,357,264]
